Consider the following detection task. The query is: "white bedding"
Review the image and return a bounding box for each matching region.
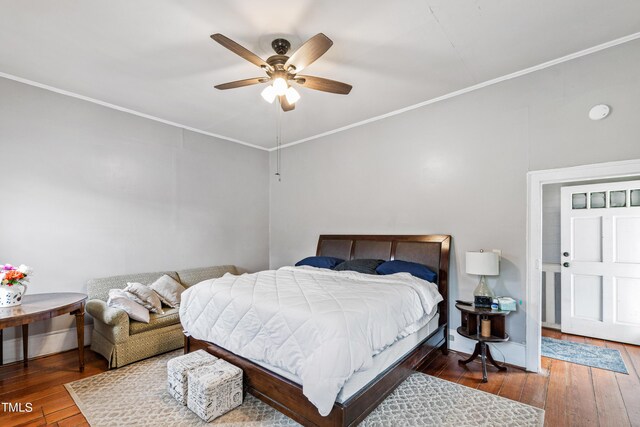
[179,266,442,416]
[251,312,440,403]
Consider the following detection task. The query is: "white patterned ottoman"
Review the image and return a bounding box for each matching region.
[167,350,217,405]
[187,360,243,422]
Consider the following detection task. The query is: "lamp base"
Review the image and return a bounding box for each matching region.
[473,275,495,308]
[474,295,493,308]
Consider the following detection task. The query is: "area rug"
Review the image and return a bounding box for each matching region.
[65,350,544,426]
[541,336,628,374]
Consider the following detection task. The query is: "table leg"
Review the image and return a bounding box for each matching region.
[22,324,28,367]
[481,342,488,383]
[486,345,508,371]
[74,310,84,372]
[458,341,481,365]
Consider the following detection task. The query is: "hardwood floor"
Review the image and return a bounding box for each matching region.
[0,328,638,426]
[419,328,640,427]
[0,349,106,427]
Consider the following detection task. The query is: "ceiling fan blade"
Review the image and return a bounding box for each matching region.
[211,34,271,71]
[284,33,333,73]
[279,95,295,112]
[214,77,268,90]
[294,75,352,95]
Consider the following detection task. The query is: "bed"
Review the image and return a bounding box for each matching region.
[182,234,450,426]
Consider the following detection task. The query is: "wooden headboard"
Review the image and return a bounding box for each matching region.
[316,234,451,327]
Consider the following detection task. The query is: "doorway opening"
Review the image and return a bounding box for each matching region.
[541,177,640,333]
[526,159,640,373]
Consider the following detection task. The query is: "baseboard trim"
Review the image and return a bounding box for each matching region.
[1,325,93,364]
[449,328,526,368]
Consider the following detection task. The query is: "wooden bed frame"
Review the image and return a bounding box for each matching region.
[185,234,451,426]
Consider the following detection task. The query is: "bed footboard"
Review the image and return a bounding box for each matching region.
[184,324,446,427]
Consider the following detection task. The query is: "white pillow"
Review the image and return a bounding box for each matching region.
[107,289,150,323]
[124,282,164,314]
[149,274,185,308]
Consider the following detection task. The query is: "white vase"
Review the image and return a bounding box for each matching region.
[0,283,27,307]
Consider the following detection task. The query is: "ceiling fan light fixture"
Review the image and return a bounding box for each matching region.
[261,85,277,103]
[211,33,351,112]
[285,86,301,104]
[273,77,288,96]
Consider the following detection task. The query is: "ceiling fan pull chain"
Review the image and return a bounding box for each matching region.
[275,100,282,182]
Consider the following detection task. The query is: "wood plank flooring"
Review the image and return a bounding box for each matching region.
[0,328,638,426]
[0,349,106,427]
[420,328,639,427]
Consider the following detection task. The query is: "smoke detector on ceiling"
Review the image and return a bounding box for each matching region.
[588,104,610,121]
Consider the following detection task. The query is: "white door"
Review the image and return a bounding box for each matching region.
[561,180,640,344]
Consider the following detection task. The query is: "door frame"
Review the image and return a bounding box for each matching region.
[526,158,640,372]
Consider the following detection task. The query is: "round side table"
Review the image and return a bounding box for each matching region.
[455,303,510,382]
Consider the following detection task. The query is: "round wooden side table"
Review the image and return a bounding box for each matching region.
[455,302,510,382]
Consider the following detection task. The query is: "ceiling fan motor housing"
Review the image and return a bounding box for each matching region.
[266,55,289,71]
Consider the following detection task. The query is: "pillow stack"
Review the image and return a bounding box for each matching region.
[294,255,438,282]
[107,289,151,323]
[106,274,186,324]
[149,274,185,308]
[124,282,164,314]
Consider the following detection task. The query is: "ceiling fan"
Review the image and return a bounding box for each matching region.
[211,33,352,112]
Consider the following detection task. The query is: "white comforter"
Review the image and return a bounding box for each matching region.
[179,266,442,416]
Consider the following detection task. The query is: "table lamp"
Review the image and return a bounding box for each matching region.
[466,250,500,308]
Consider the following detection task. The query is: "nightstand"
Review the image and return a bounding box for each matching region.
[455,303,510,382]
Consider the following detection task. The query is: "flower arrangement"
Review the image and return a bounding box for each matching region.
[1,264,33,286]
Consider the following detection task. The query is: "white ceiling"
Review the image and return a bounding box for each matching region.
[1,1,640,149]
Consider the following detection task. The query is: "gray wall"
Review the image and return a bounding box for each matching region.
[269,39,640,344]
[0,78,269,340]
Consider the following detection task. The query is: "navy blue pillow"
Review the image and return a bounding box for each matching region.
[295,256,345,270]
[376,260,437,283]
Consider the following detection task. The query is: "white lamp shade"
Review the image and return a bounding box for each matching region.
[466,251,499,276]
[273,77,288,96]
[285,86,300,104]
[261,85,276,103]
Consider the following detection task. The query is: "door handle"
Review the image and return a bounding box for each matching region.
[563,262,570,268]
[563,252,569,257]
